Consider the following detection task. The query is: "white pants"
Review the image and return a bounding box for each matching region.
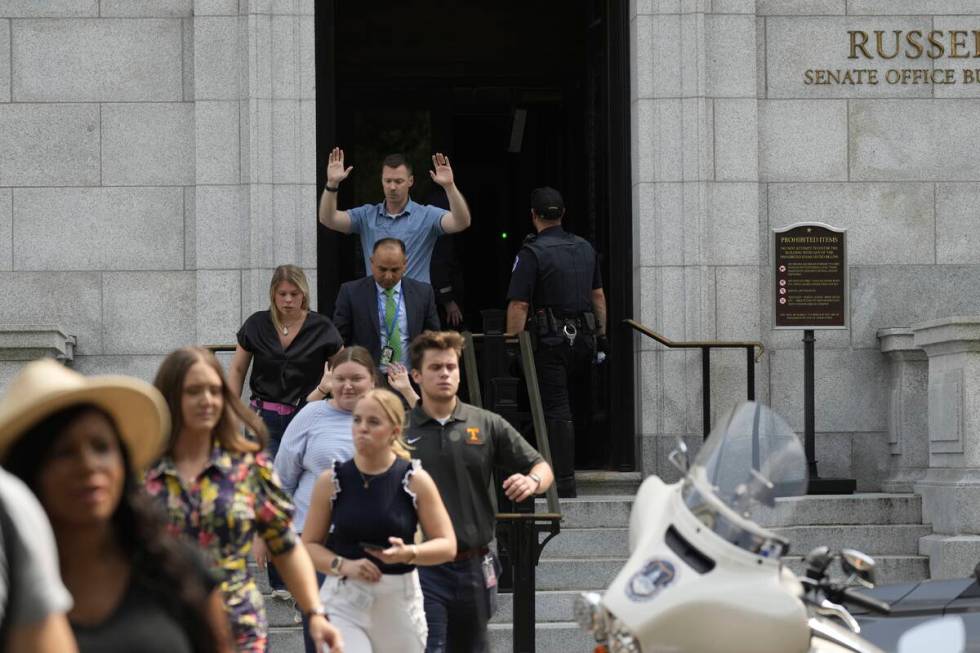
[319,570,427,653]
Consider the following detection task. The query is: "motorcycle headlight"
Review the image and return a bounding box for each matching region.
[573,592,610,641]
[608,622,642,653]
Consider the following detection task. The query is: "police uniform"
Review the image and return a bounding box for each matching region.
[506,199,603,498]
[406,400,543,653]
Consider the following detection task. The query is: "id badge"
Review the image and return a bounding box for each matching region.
[482,553,498,589]
[380,346,394,367]
[342,579,375,611]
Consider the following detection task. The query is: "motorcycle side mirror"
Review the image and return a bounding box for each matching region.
[840,549,876,588]
[804,546,833,580]
[668,439,689,473]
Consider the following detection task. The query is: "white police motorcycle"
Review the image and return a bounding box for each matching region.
[574,402,965,653]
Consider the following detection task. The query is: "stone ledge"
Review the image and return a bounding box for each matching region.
[0,325,76,361]
[877,327,926,360]
[919,534,980,580]
[913,316,980,354]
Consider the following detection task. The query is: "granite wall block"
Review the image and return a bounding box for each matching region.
[12,19,182,101]
[102,272,195,354]
[0,189,10,270]
[0,1,97,16]
[849,265,980,349]
[13,188,183,271]
[936,183,980,264]
[0,20,9,101]
[195,185,244,269]
[196,270,241,346]
[850,100,980,182]
[102,103,194,186]
[770,348,889,432]
[193,16,240,100]
[705,14,757,97]
[99,0,193,16]
[196,101,241,184]
[714,99,759,181]
[0,104,100,187]
[768,183,935,264]
[759,100,848,181]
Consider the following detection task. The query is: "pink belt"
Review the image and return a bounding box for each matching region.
[250,399,298,416]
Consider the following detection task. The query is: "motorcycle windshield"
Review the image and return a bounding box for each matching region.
[682,402,807,557]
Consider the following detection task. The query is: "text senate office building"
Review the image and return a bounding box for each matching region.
[2,0,980,578]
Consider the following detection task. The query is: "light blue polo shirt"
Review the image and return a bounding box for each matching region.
[348,199,446,283]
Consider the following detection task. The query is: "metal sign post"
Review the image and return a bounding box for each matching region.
[773,223,855,495]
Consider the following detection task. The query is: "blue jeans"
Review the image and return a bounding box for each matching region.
[256,407,296,592]
[419,556,498,653]
[256,407,296,462]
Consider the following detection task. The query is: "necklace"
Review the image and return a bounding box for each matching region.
[281,315,303,335]
[358,470,378,489]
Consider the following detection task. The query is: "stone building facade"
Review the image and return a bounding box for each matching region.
[1,0,979,503]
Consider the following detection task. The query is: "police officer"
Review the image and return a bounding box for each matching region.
[505,186,607,498]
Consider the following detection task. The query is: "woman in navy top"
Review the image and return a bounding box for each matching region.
[302,389,456,653]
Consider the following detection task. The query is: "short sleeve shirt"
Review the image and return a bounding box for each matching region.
[506,226,603,305]
[273,400,355,531]
[237,310,343,406]
[0,467,72,628]
[144,445,297,651]
[348,199,446,283]
[405,401,543,551]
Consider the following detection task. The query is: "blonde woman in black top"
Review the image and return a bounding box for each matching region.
[302,389,456,652]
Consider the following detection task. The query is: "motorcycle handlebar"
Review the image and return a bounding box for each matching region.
[838,587,891,615]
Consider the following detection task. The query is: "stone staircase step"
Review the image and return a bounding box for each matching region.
[539,527,630,559]
[575,471,642,496]
[489,622,595,653]
[490,589,583,624]
[269,626,304,651]
[270,621,597,653]
[537,495,633,529]
[536,557,625,591]
[783,554,930,584]
[754,493,922,528]
[775,524,933,557]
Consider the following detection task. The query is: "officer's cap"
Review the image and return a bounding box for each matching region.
[531,187,565,219]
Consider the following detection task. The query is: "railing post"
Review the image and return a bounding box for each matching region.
[746,346,755,401]
[701,346,711,440]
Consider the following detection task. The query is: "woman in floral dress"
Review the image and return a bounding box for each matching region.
[145,346,343,653]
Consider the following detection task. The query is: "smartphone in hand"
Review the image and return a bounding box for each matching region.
[360,541,386,552]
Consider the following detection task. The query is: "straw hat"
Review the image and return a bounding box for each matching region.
[0,359,169,470]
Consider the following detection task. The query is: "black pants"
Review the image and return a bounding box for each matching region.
[534,338,593,422]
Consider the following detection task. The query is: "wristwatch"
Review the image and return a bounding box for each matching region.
[527,473,543,491]
[329,556,344,575]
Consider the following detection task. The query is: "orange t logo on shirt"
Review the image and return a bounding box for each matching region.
[466,427,481,444]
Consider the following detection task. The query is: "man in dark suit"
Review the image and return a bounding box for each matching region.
[333,237,441,369]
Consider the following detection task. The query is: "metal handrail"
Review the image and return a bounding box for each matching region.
[625,319,764,439]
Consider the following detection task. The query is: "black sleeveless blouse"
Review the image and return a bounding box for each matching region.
[326,457,420,575]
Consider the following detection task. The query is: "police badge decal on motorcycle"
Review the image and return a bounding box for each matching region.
[625,559,676,602]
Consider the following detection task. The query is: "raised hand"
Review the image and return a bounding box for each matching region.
[429,152,454,188]
[326,147,354,187]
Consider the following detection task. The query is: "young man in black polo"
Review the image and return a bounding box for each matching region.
[407,330,554,653]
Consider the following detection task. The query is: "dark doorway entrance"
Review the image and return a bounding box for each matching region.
[315,0,634,470]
